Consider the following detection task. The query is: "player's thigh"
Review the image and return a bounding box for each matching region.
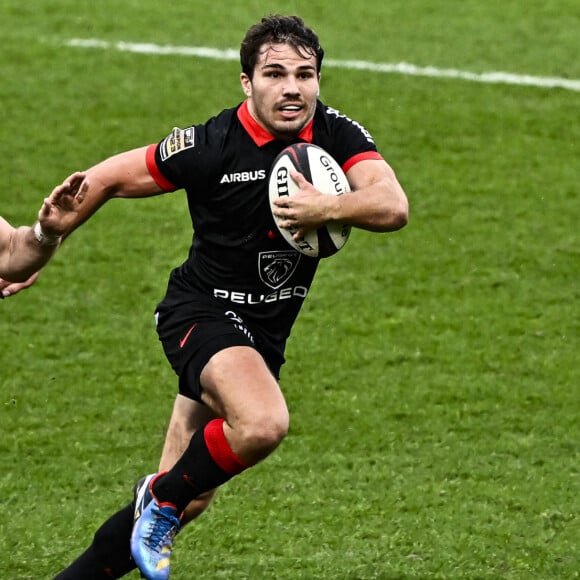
[199,345,289,435]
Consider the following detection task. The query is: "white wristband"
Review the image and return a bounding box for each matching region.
[33,222,61,246]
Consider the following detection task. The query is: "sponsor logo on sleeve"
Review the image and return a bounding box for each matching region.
[159,127,195,161]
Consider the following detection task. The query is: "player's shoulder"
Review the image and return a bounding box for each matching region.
[193,104,246,147]
[166,105,240,143]
[203,105,239,130]
[315,100,360,126]
[313,101,379,163]
[315,100,376,144]
[158,106,239,162]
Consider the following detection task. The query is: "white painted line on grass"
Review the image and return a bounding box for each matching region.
[66,38,580,93]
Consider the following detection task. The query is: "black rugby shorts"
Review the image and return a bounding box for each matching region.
[155,298,285,402]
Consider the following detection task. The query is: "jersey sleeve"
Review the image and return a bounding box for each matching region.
[342,150,383,174]
[320,104,385,173]
[146,126,203,191]
[146,144,177,192]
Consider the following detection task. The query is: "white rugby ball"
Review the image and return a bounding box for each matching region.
[268,143,351,258]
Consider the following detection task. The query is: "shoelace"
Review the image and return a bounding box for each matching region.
[145,505,180,551]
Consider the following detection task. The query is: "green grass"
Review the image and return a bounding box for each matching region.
[0,1,578,578]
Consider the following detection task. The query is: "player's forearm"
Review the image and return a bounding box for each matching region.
[65,147,163,237]
[330,179,409,232]
[334,159,409,232]
[62,147,162,239]
[0,225,59,282]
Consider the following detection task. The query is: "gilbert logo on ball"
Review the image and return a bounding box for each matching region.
[268,143,351,258]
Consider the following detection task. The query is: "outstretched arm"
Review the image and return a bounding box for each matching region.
[1,146,164,297]
[57,146,165,239]
[0,172,86,284]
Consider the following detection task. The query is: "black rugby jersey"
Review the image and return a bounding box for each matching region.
[147,99,383,344]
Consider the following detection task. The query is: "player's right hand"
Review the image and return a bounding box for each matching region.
[38,172,88,237]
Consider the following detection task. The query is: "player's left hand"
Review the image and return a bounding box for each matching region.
[0,271,40,299]
[272,171,335,240]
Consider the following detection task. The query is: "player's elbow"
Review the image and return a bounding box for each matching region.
[379,197,409,232]
[392,200,409,230]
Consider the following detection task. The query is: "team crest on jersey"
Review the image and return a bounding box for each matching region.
[259,250,301,290]
[159,127,195,161]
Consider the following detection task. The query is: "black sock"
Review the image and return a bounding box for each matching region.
[153,419,246,514]
[52,504,135,580]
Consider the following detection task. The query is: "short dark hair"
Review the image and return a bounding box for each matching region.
[240,15,324,78]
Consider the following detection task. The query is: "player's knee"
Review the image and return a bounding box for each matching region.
[238,408,289,458]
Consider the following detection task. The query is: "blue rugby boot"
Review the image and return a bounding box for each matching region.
[131,473,181,580]
[133,473,156,521]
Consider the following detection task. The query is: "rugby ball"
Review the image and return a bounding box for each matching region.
[268,143,351,258]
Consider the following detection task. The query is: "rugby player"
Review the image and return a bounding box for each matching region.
[53,15,409,580]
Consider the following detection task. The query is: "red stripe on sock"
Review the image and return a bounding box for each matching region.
[204,419,247,475]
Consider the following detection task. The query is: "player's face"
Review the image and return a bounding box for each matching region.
[241,43,320,141]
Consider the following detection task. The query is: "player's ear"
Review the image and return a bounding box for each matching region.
[240,73,252,97]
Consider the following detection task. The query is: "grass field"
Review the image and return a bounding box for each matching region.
[1,1,578,578]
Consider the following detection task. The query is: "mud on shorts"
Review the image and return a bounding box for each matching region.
[155,297,286,403]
